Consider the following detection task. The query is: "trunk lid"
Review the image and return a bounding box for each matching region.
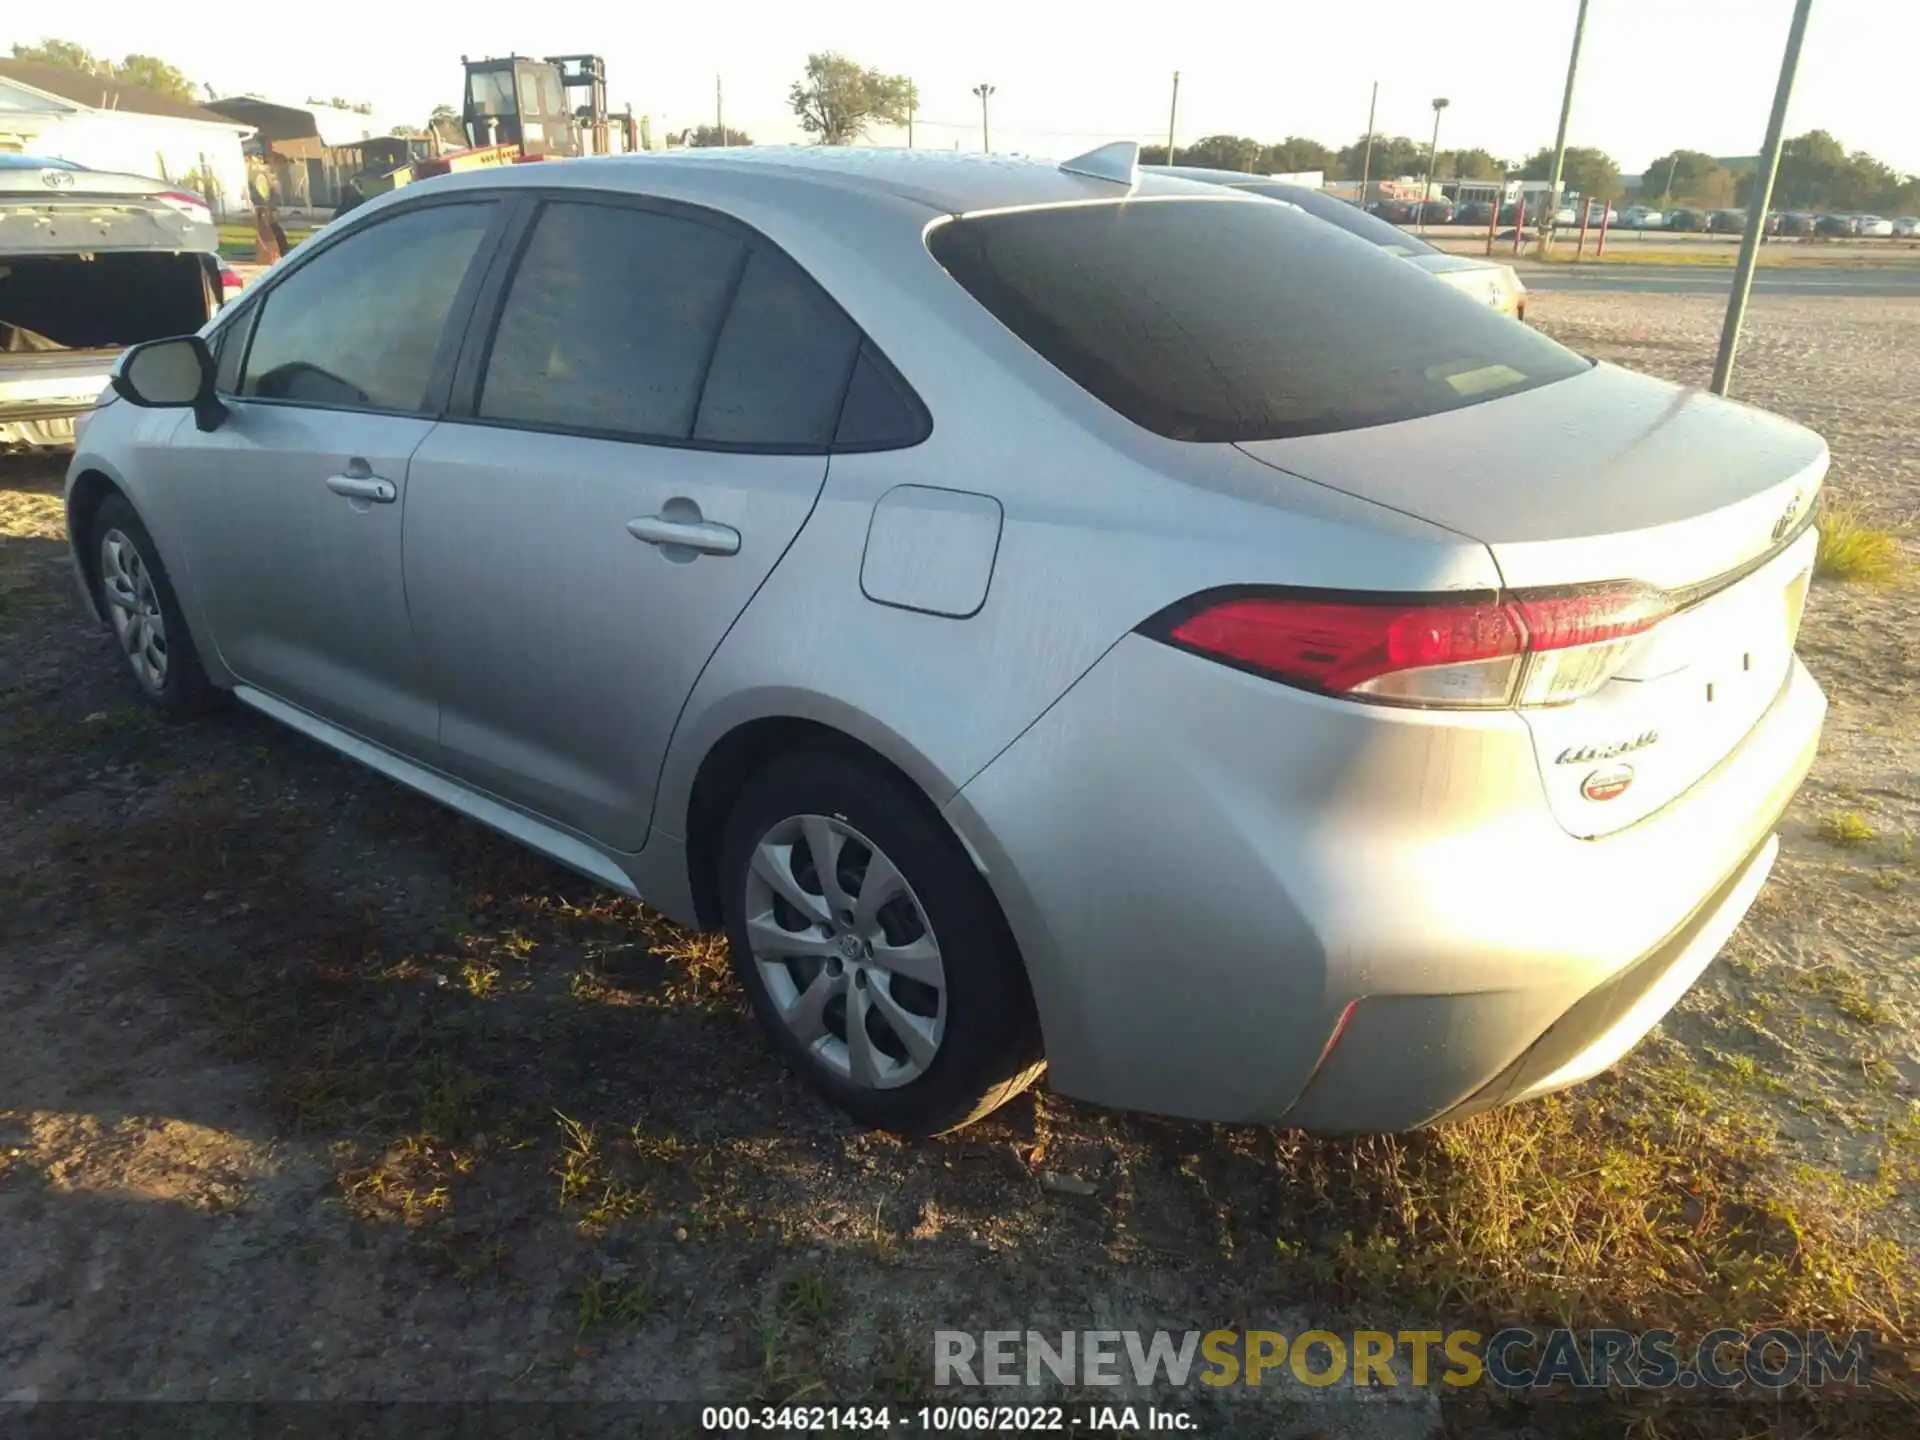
[1236,363,1827,835]
[1,167,215,256]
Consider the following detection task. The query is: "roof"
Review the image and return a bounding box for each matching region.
[426,145,1234,217]
[0,58,240,125]
[205,96,412,148]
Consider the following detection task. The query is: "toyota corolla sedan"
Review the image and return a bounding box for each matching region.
[65,145,1827,1136]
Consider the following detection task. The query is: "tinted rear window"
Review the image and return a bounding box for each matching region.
[928,198,1588,443]
[1236,183,1439,257]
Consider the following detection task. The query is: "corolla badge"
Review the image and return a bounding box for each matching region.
[1556,730,1658,765]
[1581,764,1635,802]
[1771,491,1802,542]
[41,168,75,189]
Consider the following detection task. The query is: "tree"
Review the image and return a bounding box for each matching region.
[1520,144,1621,202]
[430,103,459,124]
[115,54,197,103]
[1436,147,1506,181]
[1259,136,1335,175]
[788,53,914,145]
[684,124,753,147]
[1333,133,1426,180]
[9,38,108,73]
[1180,134,1263,171]
[1639,149,1732,207]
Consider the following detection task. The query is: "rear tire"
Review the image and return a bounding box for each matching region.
[91,494,216,717]
[719,750,1043,1135]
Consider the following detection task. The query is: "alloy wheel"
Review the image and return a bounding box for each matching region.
[99,528,168,692]
[742,814,947,1089]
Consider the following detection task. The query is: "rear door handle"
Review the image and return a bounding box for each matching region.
[625,515,740,557]
[325,473,396,503]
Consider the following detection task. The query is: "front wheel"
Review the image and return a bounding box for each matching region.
[91,494,215,716]
[719,751,1043,1135]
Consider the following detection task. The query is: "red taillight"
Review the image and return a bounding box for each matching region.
[157,189,212,224]
[218,266,243,295]
[1153,584,1672,710]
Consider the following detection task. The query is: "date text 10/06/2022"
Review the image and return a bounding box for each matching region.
[701,1406,1194,1431]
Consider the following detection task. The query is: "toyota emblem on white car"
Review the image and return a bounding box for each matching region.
[40,168,75,189]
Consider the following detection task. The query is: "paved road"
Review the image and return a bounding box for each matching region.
[1517,264,1920,298]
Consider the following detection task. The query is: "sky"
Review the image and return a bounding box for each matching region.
[6,0,1917,176]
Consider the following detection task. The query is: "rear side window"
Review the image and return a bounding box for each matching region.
[694,249,860,447]
[928,198,1588,443]
[480,201,744,440]
[241,202,494,412]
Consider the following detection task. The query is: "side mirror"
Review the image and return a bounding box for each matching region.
[111,335,227,432]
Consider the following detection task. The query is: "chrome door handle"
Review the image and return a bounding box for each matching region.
[325,473,397,503]
[625,515,740,556]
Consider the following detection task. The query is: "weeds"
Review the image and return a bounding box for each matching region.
[1819,811,1877,847]
[576,1271,655,1336]
[1815,501,1902,584]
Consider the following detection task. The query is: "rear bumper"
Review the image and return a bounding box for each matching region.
[946,635,1825,1130]
[0,359,112,420]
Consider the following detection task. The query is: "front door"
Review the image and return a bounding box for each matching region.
[403,196,865,849]
[163,199,500,756]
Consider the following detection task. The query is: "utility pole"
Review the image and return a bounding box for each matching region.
[1419,97,1449,234]
[907,90,916,148]
[1166,71,1180,164]
[1662,151,1682,207]
[1712,0,1815,395]
[715,75,724,144]
[1540,0,1591,256]
[972,83,995,153]
[1356,81,1378,208]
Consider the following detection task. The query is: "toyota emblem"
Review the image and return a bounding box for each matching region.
[40,168,75,189]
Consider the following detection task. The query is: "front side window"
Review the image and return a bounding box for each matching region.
[929,198,1589,443]
[466,69,514,116]
[241,202,494,413]
[480,201,744,440]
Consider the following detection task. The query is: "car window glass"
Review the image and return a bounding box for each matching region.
[929,199,1588,443]
[479,201,744,439]
[241,203,493,412]
[516,71,541,117]
[539,70,565,119]
[833,345,928,450]
[213,305,252,394]
[693,249,860,448]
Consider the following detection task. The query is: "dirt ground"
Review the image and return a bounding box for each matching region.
[2,293,1916,1437]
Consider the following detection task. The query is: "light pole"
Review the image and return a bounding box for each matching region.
[1712,0,1815,395]
[1540,0,1592,254]
[1166,71,1180,164]
[1419,97,1449,234]
[1355,80,1378,208]
[972,83,996,153]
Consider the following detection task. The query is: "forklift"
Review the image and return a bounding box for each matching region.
[458,53,638,158]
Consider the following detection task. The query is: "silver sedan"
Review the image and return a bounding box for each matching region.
[66,145,1826,1134]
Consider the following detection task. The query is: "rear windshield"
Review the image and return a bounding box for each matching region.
[928,197,1588,443]
[1238,182,1439,257]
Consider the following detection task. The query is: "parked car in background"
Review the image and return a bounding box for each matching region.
[1814,213,1857,237]
[1893,216,1920,237]
[1367,199,1418,224]
[1707,210,1747,234]
[1619,206,1665,229]
[68,147,1827,1136]
[1665,208,1708,232]
[1,154,227,448]
[1778,213,1816,237]
[1155,167,1528,319]
[1413,197,1455,225]
[1453,200,1494,227]
[1853,215,1893,237]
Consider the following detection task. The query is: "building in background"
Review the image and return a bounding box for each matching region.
[204,97,431,213]
[0,58,253,217]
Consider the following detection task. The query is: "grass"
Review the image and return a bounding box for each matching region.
[1816,502,1904,585]
[215,222,315,260]
[1819,810,1878,847]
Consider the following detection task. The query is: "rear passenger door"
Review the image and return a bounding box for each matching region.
[403,194,862,851]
